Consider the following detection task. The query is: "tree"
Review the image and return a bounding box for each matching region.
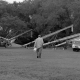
[0,15,27,37]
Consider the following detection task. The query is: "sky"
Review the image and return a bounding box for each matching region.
[5,0,24,3]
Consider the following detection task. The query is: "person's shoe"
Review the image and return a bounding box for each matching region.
[37,56,38,58]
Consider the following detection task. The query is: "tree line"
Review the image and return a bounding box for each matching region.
[0,0,80,44]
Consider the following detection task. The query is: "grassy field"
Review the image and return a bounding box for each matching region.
[0,48,80,80]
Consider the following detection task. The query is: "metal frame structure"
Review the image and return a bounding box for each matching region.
[8,29,32,41]
[23,25,73,47]
[43,33,80,46]
[0,29,32,47]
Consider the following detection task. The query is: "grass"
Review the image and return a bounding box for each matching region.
[0,48,80,80]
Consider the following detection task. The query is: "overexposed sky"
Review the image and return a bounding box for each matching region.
[5,0,24,3]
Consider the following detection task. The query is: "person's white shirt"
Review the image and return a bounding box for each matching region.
[34,36,44,49]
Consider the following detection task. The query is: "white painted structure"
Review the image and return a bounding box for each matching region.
[23,25,73,47]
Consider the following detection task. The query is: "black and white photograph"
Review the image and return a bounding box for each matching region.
[0,0,80,80]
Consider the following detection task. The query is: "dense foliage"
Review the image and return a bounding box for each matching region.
[0,0,80,44]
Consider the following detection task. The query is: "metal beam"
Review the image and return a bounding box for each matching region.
[55,42,66,47]
[23,25,73,46]
[43,33,80,46]
[42,25,73,39]
[8,29,32,40]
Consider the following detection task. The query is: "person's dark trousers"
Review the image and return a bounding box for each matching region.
[36,47,42,58]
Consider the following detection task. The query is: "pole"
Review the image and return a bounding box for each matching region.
[9,29,32,40]
[43,33,80,46]
[23,25,73,46]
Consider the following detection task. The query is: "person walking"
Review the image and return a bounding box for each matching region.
[34,35,44,58]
